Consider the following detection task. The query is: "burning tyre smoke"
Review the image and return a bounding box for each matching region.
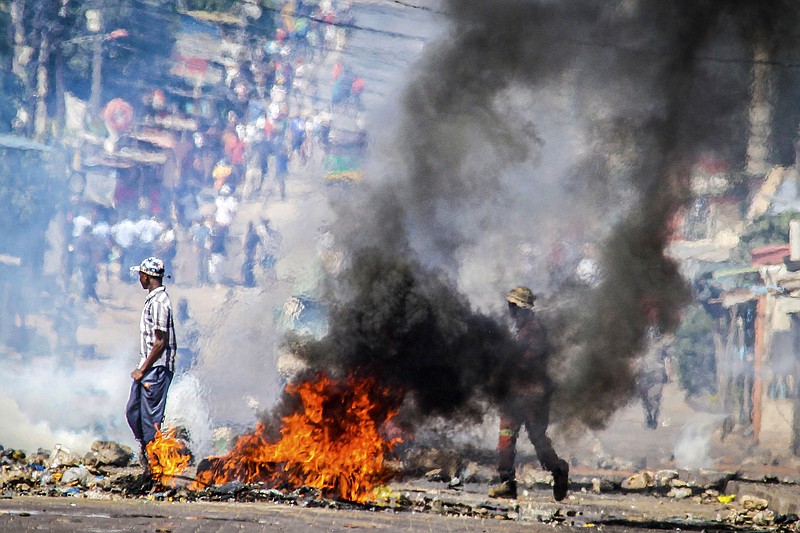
[290,249,529,420]
[318,0,800,431]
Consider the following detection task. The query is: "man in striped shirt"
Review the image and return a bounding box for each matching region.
[125,257,177,471]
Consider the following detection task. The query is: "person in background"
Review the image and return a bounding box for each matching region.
[154,222,177,271]
[242,221,261,288]
[636,302,672,430]
[175,298,199,373]
[74,225,100,302]
[275,139,289,200]
[191,217,213,286]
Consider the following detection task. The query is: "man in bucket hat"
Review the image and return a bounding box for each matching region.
[489,286,569,501]
[126,257,177,476]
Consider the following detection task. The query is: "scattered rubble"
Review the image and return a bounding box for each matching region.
[723,495,781,529]
[622,470,655,490]
[666,486,692,499]
[83,441,134,468]
[2,440,800,530]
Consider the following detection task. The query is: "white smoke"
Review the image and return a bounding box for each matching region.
[673,415,722,469]
[0,355,133,452]
[164,373,214,460]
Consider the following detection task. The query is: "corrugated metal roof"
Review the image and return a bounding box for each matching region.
[751,244,790,266]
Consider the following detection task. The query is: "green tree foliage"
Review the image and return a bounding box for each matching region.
[187,0,239,11]
[246,1,278,36]
[0,5,12,59]
[671,304,718,397]
[55,0,181,102]
[0,72,24,133]
[732,210,799,262]
[3,0,277,124]
[187,0,277,14]
[0,147,67,265]
[186,0,277,36]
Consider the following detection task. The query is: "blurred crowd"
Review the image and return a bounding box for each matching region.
[62,0,362,302]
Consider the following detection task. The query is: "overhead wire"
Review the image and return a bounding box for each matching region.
[258,4,429,42]
[63,2,433,42]
[250,4,800,70]
[44,2,800,70]
[380,0,443,14]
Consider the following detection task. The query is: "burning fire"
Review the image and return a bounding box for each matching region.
[191,374,402,503]
[146,427,191,486]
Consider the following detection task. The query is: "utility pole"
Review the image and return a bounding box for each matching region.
[53,0,70,135]
[11,0,30,85]
[745,30,773,176]
[11,0,33,134]
[33,30,50,140]
[86,8,103,113]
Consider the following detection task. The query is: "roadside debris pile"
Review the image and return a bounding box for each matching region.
[403,446,494,486]
[617,469,718,494]
[3,439,800,530]
[725,495,775,526]
[722,495,800,530]
[0,441,136,498]
[0,438,517,519]
[592,470,800,531]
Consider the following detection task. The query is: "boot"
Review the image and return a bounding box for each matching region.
[488,479,517,499]
[136,446,153,487]
[552,459,569,501]
[138,443,151,473]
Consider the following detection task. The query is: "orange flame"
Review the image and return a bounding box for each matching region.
[191,374,402,503]
[146,427,191,486]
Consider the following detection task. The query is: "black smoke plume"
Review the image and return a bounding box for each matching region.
[290,0,800,434]
[289,248,528,421]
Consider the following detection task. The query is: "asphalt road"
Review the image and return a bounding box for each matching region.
[0,494,722,533]
[0,479,741,533]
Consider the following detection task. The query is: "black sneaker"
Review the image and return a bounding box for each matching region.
[553,459,569,501]
[488,480,517,499]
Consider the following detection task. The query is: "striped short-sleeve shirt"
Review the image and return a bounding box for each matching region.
[139,286,177,372]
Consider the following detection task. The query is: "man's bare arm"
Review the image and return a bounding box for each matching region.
[131,329,168,382]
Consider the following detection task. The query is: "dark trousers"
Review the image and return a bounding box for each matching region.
[126,366,173,446]
[497,393,560,482]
